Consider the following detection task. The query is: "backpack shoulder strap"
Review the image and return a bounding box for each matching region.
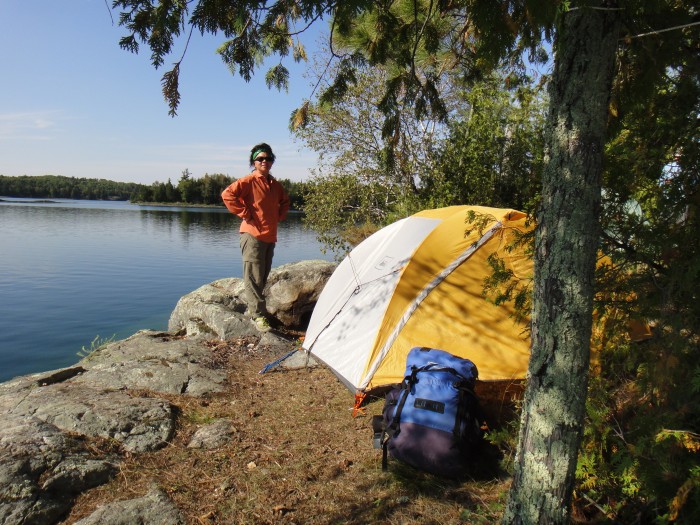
[385,367,418,437]
[382,365,424,471]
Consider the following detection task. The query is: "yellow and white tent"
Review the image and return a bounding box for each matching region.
[302,205,534,393]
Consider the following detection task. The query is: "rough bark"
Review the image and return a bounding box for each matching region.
[502,4,621,524]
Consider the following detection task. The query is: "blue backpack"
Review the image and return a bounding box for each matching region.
[376,347,485,478]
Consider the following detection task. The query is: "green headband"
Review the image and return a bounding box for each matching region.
[252,149,268,162]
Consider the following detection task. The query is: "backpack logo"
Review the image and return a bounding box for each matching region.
[413,398,445,413]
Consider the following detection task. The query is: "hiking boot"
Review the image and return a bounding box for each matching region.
[253,316,271,332]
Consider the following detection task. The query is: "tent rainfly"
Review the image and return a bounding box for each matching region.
[302,205,534,393]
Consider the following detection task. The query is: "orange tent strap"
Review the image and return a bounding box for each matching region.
[352,392,367,417]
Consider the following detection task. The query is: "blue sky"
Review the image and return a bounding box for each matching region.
[0,0,325,184]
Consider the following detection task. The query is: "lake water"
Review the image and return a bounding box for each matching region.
[0,198,333,383]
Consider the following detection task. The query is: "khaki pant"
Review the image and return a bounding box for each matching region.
[240,233,275,318]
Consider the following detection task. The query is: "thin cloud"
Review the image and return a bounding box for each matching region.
[0,111,63,140]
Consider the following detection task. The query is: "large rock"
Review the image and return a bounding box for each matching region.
[0,361,176,454]
[265,259,337,327]
[167,277,254,340]
[0,382,124,525]
[0,412,118,525]
[169,259,336,337]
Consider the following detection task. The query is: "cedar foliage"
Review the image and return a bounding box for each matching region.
[577,42,700,522]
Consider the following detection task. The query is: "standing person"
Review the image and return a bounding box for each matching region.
[222,143,290,331]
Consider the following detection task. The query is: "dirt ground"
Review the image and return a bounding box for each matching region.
[61,337,524,525]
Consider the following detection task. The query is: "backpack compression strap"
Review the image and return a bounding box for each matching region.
[382,367,419,471]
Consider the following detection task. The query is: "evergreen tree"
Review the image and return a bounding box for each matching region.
[424,73,546,211]
[164,179,179,202]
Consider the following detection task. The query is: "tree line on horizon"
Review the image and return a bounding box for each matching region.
[130,170,306,210]
[0,174,143,201]
[0,173,307,210]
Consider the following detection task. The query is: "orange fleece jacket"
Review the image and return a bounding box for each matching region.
[221,171,290,243]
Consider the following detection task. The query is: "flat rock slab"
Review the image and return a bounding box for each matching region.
[73,487,186,525]
[0,412,119,525]
[187,419,237,449]
[74,330,229,396]
[15,384,174,453]
[0,330,231,525]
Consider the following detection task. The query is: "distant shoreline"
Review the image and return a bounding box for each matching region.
[0,198,59,204]
[0,197,303,213]
[132,201,225,209]
[0,197,224,209]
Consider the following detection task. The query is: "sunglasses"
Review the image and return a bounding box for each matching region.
[255,156,274,163]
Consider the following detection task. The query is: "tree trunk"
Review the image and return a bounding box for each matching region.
[502,4,621,524]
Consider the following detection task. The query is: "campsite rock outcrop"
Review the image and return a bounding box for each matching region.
[168,259,336,338]
[0,260,333,525]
